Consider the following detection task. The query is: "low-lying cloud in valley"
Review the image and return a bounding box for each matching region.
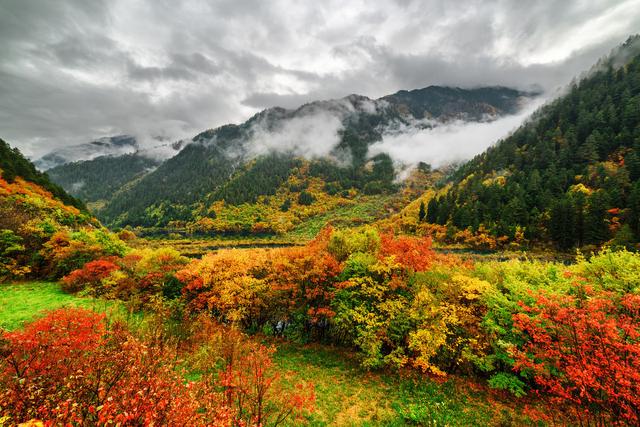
[369,97,547,174]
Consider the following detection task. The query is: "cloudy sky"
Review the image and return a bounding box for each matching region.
[1,0,639,158]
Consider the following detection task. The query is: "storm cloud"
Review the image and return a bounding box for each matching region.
[1,0,639,158]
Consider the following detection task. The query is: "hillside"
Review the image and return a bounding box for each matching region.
[0,139,123,281]
[0,139,86,211]
[47,153,161,208]
[49,86,535,230]
[424,36,640,250]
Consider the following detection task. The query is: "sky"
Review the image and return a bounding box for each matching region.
[1,0,640,158]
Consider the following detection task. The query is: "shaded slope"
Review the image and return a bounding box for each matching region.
[47,153,160,204]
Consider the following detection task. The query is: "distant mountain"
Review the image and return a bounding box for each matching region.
[380,86,527,121]
[47,85,535,230]
[34,135,139,170]
[424,35,640,249]
[47,153,161,206]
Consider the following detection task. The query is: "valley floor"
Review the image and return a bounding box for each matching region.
[0,281,542,426]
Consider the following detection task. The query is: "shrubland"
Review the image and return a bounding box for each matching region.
[49,224,640,426]
[0,308,315,426]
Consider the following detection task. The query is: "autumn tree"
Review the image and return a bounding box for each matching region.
[513,292,640,425]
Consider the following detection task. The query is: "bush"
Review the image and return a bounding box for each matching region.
[61,258,120,294]
[513,292,640,425]
[297,191,315,206]
[162,274,184,299]
[0,309,202,425]
[0,229,29,281]
[40,229,128,278]
[61,247,189,302]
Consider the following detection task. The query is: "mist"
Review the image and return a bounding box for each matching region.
[368,97,547,176]
[247,112,344,159]
[243,96,379,160]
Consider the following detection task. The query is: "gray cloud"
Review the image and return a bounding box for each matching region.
[1,0,639,158]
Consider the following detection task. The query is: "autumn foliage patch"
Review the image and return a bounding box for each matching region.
[0,308,201,425]
[49,225,640,425]
[0,308,315,426]
[513,292,640,425]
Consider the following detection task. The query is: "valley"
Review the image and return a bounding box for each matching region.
[0,13,639,427]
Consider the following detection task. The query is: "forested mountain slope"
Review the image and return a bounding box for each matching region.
[0,139,85,211]
[0,139,111,280]
[47,154,160,206]
[425,36,640,249]
[57,85,534,229]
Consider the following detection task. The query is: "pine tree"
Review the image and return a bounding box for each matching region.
[418,201,426,222]
[628,181,640,239]
[585,191,610,244]
[550,197,575,250]
[426,198,439,223]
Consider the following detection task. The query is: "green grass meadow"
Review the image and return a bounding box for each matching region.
[0,281,120,331]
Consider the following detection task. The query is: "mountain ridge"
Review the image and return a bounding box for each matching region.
[46,85,535,229]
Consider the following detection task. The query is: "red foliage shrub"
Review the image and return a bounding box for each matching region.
[190,316,315,426]
[0,309,316,426]
[61,258,119,293]
[217,344,315,426]
[513,292,640,426]
[0,309,201,425]
[379,232,434,272]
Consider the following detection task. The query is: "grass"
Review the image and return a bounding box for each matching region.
[0,281,121,330]
[272,342,528,426]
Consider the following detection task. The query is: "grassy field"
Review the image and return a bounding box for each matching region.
[272,342,526,426]
[0,281,533,426]
[283,195,399,241]
[0,281,121,330]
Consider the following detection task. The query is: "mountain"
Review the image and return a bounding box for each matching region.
[424,36,640,249]
[380,86,528,120]
[47,86,535,230]
[46,153,161,207]
[34,135,139,170]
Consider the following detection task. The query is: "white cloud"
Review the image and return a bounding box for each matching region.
[248,111,345,159]
[369,97,547,174]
